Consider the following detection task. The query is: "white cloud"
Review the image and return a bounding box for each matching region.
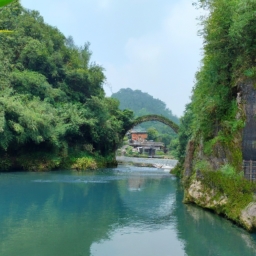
[104,0,203,116]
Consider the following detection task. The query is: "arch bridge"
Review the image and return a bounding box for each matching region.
[123,114,179,136]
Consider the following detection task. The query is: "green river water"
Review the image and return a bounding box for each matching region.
[0,165,256,256]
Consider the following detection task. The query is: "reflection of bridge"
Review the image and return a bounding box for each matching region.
[123,115,179,137]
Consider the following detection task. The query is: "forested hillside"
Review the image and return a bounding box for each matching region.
[175,0,256,231]
[0,1,133,171]
[112,88,179,152]
[112,88,179,124]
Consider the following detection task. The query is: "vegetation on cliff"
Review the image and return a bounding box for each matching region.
[0,1,133,171]
[174,0,256,230]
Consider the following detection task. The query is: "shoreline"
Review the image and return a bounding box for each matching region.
[116,156,178,168]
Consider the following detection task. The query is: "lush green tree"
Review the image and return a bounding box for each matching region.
[147,127,159,141]
[159,134,172,147]
[0,1,133,170]
[176,104,193,160]
[0,0,14,7]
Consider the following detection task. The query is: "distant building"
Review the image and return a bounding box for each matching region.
[126,129,164,157]
[128,130,148,141]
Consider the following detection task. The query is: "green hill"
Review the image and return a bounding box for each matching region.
[112,88,179,124]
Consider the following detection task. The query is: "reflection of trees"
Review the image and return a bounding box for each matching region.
[2,171,256,256]
[0,171,126,256]
[173,183,256,256]
[0,170,179,255]
[128,176,145,190]
[117,173,177,220]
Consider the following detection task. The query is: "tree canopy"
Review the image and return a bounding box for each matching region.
[0,0,14,8]
[0,1,133,170]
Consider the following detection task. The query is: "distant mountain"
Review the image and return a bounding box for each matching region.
[111,88,179,135]
[112,88,179,122]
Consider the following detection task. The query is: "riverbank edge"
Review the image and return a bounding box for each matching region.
[117,161,154,167]
[116,157,154,167]
[183,178,256,232]
[116,156,178,168]
[0,153,118,172]
[172,164,256,232]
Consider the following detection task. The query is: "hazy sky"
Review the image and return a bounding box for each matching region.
[20,0,204,116]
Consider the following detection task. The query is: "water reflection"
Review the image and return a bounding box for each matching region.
[0,172,119,256]
[174,185,256,256]
[0,167,256,256]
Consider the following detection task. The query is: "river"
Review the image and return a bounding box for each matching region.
[0,166,256,256]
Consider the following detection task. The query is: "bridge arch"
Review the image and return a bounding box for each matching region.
[124,114,179,136]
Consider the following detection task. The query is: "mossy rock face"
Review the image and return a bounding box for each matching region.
[240,203,256,232]
[184,169,256,231]
[181,126,256,231]
[184,179,228,209]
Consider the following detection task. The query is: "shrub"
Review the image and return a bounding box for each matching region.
[71,157,97,170]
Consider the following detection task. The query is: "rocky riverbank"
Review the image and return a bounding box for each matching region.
[184,178,256,231]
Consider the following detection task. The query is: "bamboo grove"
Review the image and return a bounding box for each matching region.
[0,1,133,170]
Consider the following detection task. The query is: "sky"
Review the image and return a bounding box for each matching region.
[21,0,204,117]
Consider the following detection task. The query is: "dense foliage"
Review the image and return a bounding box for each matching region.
[175,104,193,161]
[177,0,256,168]
[0,1,133,171]
[112,88,179,154]
[173,0,256,226]
[0,0,14,8]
